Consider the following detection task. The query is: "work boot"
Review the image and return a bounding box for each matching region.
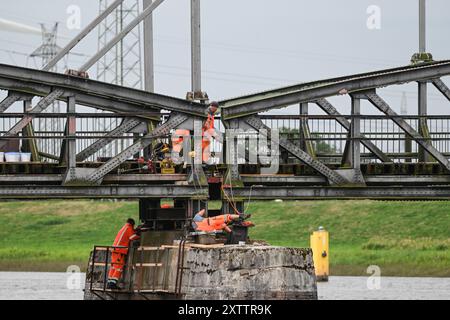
[238,213,252,221]
[106,280,119,290]
[241,221,255,228]
[232,220,255,228]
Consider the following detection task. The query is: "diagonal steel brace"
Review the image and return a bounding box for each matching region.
[244,115,349,185]
[366,92,450,171]
[86,113,188,184]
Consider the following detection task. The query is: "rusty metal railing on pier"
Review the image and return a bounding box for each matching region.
[86,243,190,298]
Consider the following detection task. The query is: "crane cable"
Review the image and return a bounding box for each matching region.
[221,167,241,215]
[221,184,240,215]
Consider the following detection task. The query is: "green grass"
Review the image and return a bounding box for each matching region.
[248,200,450,277]
[0,200,139,272]
[0,199,449,276]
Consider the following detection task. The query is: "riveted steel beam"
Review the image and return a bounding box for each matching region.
[222,185,450,200]
[220,64,449,108]
[432,78,450,102]
[221,61,450,119]
[2,184,450,200]
[239,174,450,186]
[0,93,20,113]
[0,64,206,118]
[0,184,206,199]
[4,173,450,187]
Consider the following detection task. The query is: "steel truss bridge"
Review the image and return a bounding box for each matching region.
[1,1,450,220]
[1,60,450,209]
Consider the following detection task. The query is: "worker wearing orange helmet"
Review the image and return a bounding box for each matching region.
[107,218,141,290]
[191,209,254,233]
[201,101,219,163]
[171,101,219,164]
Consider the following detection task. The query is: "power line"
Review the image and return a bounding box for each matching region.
[0,49,30,57]
[0,10,55,25]
[0,37,40,49]
[0,47,446,102]
[152,34,409,67]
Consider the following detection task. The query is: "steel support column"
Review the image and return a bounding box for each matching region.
[188,118,207,186]
[221,120,245,214]
[66,96,77,170]
[61,96,77,184]
[418,81,432,162]
[21,98,40,162]
[416,0,432,162]
[143,0,155,92]
[143,0,158,160]
[350,96,361,169]
[419,0,426,53]
[340,95,365,184]
[299,103,315,157]
[191,0,201,95]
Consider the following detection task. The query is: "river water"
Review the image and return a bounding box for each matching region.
[0,272,449,300]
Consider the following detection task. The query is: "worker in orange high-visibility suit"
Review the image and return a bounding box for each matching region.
[107,218,141,290]
[191,209,254,233]
[171,101,219,164]
[201,101,219,163]
[171,128,190,163]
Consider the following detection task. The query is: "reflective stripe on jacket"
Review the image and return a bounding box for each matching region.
[112,223,140,254]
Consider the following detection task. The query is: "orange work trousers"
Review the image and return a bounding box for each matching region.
[202,138,211,163]
[108,252,127,282]
[195,214,233,232]
[172,129,214,163]
[172,129,190,154]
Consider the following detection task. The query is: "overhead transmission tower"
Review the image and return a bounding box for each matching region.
[30,23,62,67]
[96,0,144,157]
[97,0,143,89]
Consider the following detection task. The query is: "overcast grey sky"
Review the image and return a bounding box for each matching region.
[0,0,449,115]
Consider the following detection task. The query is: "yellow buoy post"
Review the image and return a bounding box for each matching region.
[310,226,329,281]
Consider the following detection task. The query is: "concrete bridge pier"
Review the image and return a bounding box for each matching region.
[84,198,318,300]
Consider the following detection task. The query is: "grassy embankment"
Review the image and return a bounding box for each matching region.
[0,200,449,276]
